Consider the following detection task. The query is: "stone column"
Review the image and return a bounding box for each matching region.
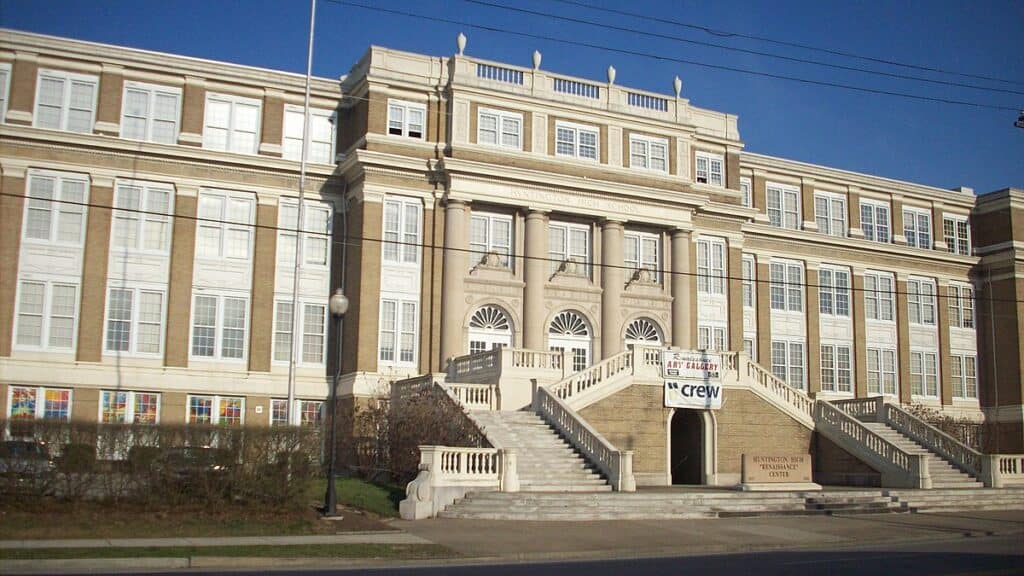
[805,265,821,396]
[259,89,284,157]
[801,178,817,232]
[892,194,907,246]
[932,202,947,251]
[94,64,124,136]
[0,165,27,357]
[247,198,278,372]
[670,229,692,349]
[164,185,199,368]
[852,269,868,397]
[76,176,114,363]
[937,280,953,405]
[848,186,864,239]
[440,198,468,364]
[896,275,912,404]
[601,220,625,359]
[178,76,206,147]
[523,209,548,350]
[4,53,38,126]
[727,241,744,351]
[756,255,772,368]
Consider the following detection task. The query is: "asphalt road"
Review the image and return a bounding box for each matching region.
[103,533,1024,576]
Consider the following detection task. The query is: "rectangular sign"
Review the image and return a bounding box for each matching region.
[665,380,723,409]
[661,350,723,382]
[741,454,813,483]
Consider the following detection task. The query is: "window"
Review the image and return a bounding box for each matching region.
[910,351,939,397]
[629,134,668,172]
[477,108,522,149]
[120,82,180,144]
[549,222,591,276]
[770,341,805,389]
[867,348,898,396]
[951,355,977,399]
[34,70,97,133]
[271,399,323,427]
[820,344,853,393]
[470,212,513,268]
[549,311,591,372]
[105,287,164,355]
[903,208,932,249]
[283,106,336,163]
[387,100,425,139]
[383,198,421,264]
[814,192,846,237]
[770,261,803,313]
[767,184,800,229]
[624,231,660,282]
[15,280,78,350]
[100,390,160,424]
[272,301,327,364]
[695,151,724,187]
[191,294,248,360]
[8,386,71,421]
[948,284,974,329]
[864,272,895,321]
[278,200,332,266]
[469,305,513,353]
[740,177,752,208]
[0,64,11,122]
[742,255,755,308]
[187,395,244,426]
[860,201,891,243]
[196,190,255,260]
[907,278,936,326]
[743,338,756,361]
[379,299,417,365]
[625,318,662,347]
[555,122,599,160]
[818,266,850,317]
[23,172,88,245]
[112,181,172,252]
[697,325,727,351]
[203,93,260,154]
[697,237,726,295]
[943,216,970,256]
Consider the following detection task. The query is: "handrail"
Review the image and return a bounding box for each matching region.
[882,402,983,477]
[547,348,634,403]
[740,354,815,425]
[814,400,930,488]
[447,348,501,381]
[446,382,498,411]
[830,397,880,420]
[533,386,635,492]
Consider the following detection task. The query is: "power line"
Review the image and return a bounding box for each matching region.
[324,1,1019,112]
[6,190,1019,306]
[549,0,1024,88]
[464,0,1024,97]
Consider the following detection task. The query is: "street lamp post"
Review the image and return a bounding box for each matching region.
[325,288,349,517]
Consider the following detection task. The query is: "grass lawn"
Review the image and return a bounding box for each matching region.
[0,543,453,560]
[312,476,406,518]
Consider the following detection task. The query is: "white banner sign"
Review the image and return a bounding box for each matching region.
[665,380,724,409]
[662,350,724,410]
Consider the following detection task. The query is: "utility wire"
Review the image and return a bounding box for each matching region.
[7,190,1019,306]
[464,0,1024,97]
[324,0,1019,112]
[549,0,1024,88]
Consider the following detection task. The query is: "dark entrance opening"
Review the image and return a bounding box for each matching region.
[670,409,703,485]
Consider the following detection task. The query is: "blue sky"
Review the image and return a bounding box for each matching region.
[3,0,1022,193]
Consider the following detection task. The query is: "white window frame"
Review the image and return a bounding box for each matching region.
[770,340,806,390]
[378,297,418,367]
[22,170,89,247]
[628,134,668,173]
[186,394,245,426]
[766,183,801,230]
[950,354,977,399]
[943,215,971,256]
[743,337,756,362]
[195,189,256,261]
[111,180,173,254]
[910,350,939,398]
[697,324,727,352]
[477,107,522,150]
[820,343,853,394]
[270,398,324,427]
[189,293,249,361]
[907,277,937,326]
[103,285,166,357]
[814,191,847,237]
[554,121,599,161]
[948,283,975,330]
[624,231,661,282]
[864,271,895,322]
[770,260,804,313]
[277,199,332,268]
[7,386,73,421]
[866,347,899,396]
[0,63,11,123]
[99,390,161,424]
[271,300,328,366]
[549,222,592,276]
[740,177,752,208]
[120,81,181,144]
[33,69,98,133]
[382,197,422,265]
[742,255,755,308]
[202,92,262,154]
[696,237,726,295]
[14,279,79,352]
[860,200,891,243]
[694,151,724,187]
[818,265,851,318]
[283,105,337,164]
[902,207,932,249]
[387,99,426,140]
[470,212,514,269]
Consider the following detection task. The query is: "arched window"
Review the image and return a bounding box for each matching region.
[625,318,663,348]
[548,311,592,372]
[468,305,512,354]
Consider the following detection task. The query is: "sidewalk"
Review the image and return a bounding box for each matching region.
[0,532,431,549]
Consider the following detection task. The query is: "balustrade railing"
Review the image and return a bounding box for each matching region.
[548,349,634,404]
[830,397,881,420]
[510,349,563,371]
[882,402,983,477]
[994,455,1024,484]
[742,356,815,424]
[447,383,498,411]
[400,445,520,519]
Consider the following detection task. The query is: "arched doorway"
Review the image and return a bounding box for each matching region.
[624,317,663,349]
[468,305,513,354]
[548,310,591,373]
[670,409,704,485]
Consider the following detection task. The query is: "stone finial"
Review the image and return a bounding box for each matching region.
[673,76,682,98]
[607,65,616,84]
[532,50,542,70]
[457,32,467,55]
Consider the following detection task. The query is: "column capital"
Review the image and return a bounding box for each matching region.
[524,207,550,217]
[671,227,693,238]
[601,218,626,230]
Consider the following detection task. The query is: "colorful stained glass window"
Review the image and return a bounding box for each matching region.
[219,397,242,426]
[43,389,70,420]
[189,395,213,424]
[300,400,323,427]
[10,387,37,419]
[271,399,288,426]
[101,390,129,423]
[134,393,159,424]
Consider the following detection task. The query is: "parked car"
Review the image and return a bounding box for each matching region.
[0,441,56,493]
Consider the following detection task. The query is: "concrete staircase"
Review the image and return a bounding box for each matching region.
[886,487,1024,513]
[471,410,612,493]
[860,422,983,488]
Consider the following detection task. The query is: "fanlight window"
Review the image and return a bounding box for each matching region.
[625,318,661,344]
[470,306,511,331]
[468,305,512,354]
[549,311,589,336]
